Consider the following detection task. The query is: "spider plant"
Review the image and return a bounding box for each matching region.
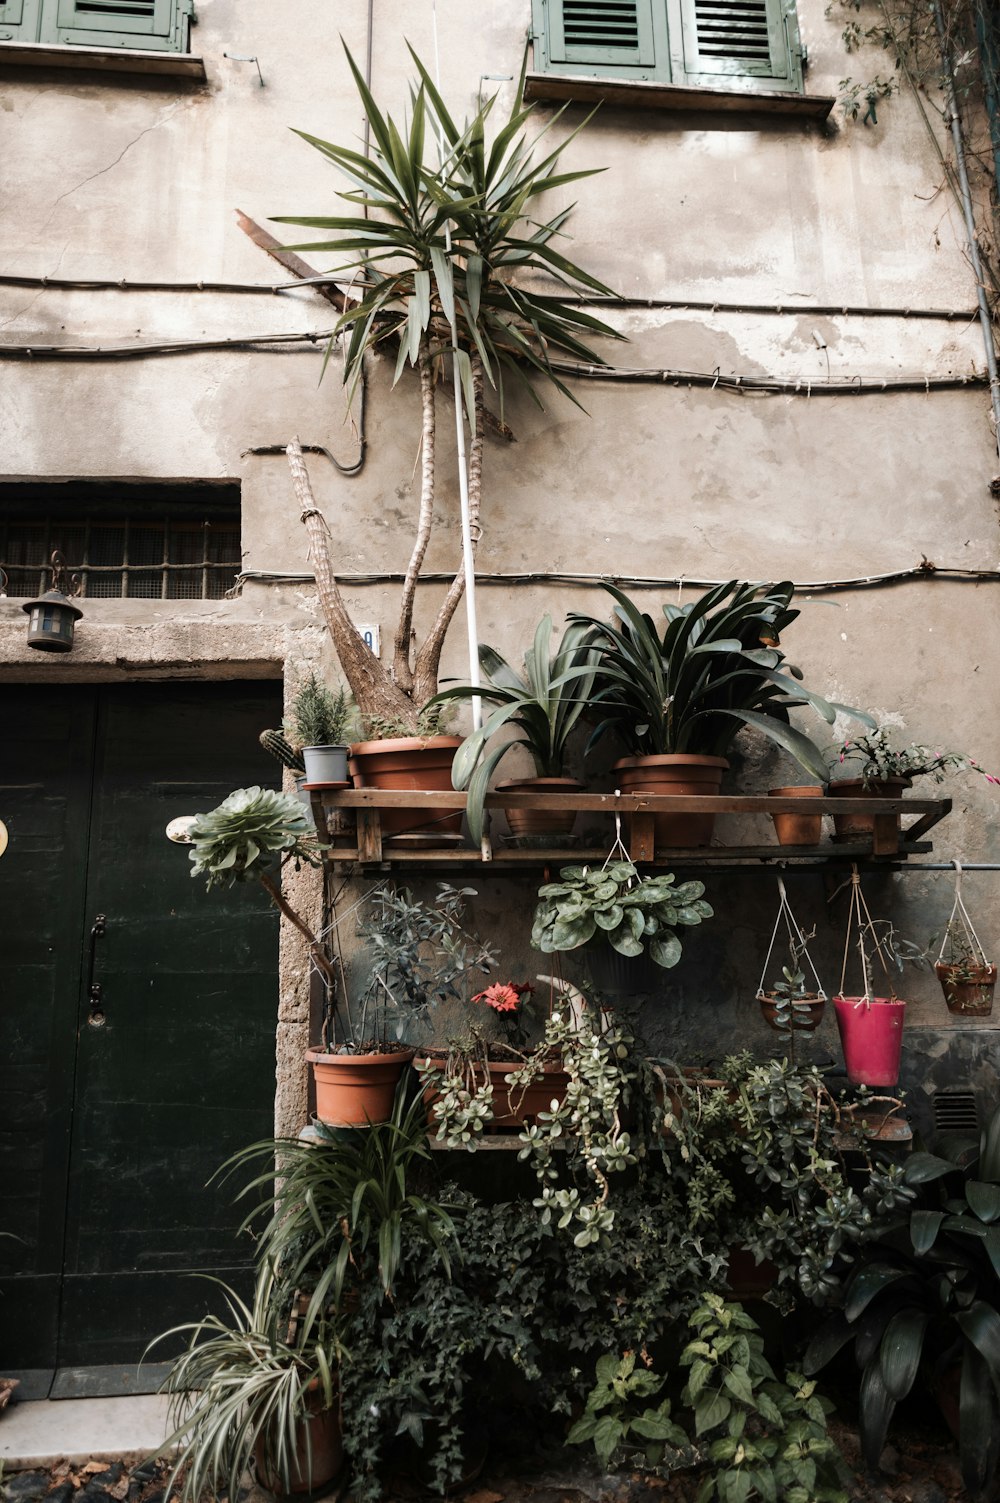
[153,1264,341,1503]
[569,580,871,779]
[225,1085,461,1330]
[427,615,599,844]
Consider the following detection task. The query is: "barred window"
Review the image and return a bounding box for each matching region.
[0,481,241,602]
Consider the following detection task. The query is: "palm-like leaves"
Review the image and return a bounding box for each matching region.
[804,1102,1000,1499]
[427,616,598,845]
[272,42,623,412]
[570,581,871,780]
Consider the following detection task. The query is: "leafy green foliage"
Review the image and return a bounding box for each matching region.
[429,615,599,845]
[804,1099,1000,1498]
[681,1295,850,1503]
[569,580,870,777]
[186,785,318,887]
[531,860,712,968]
[568,1351,688,1466]
[273,44,623,413]
[291,671,356,746]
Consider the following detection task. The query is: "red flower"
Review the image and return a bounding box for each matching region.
[471,981,532,1014]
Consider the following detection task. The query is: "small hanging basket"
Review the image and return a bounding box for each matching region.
[833,867,906,1086]
[935,860,996,1017]
[755,876,827,1033]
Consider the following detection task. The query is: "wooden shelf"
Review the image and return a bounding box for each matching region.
[309,788,951,871]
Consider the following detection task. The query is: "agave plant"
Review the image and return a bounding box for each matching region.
[569,580,870,780]
[804,1101,1000,1498]
[272,45,623,730]
[427,615,599,844]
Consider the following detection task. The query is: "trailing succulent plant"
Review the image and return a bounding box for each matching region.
[259,728,307,775]
[187,786,319,888]
[531,861,713,969]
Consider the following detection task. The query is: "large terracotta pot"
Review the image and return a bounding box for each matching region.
[935,961,996,1017]
[348,736,462,841]
[306,1047,415,1128]
[612,754,728,847]
[768,785,824,846]
[253,1381,343,1498]
[496,775,581,841]
[833,996,906,1086]
[828,776,910,840]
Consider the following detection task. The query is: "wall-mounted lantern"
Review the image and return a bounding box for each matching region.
[23,550,84,653]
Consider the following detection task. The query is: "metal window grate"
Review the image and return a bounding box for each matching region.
[693,0,771,61]
[932,1089,980,1135]
[563,0,642,50]
[0,515,240,601]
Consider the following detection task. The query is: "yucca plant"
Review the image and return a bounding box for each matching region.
[804,1100,1000,1498]
[569,580,871,780]
[153,1264,341,1503]
[427,615,599,844]
[274,45,622,730]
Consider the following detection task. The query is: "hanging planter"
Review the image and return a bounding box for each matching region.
[755,877,827,1053]
[934,860,996,1017]
[832,868,909,1087]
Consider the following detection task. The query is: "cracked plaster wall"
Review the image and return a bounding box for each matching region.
[1,0,999,1136]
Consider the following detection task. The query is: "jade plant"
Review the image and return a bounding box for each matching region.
[531,860,713,969]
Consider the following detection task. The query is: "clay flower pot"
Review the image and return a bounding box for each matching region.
[768,785,824,846]
[419,1054,570,1131]
[828,776,910,840]
[496,775,581,841]
[935,961,996,1017]
[757,991,826,1032]
[833,996,906,1086]
[612,754,728,847]
[306,1047,415,1128]
[348,735,462,841]
[253,1381,343,1497]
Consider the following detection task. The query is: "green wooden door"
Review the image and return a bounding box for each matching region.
[0,681,282,1381]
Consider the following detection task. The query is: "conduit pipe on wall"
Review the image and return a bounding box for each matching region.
[934,0,1000,459]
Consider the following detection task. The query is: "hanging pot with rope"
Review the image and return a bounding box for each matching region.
[832,867,907,1087]
[934,860,996,1017]
[755,877,827,1047]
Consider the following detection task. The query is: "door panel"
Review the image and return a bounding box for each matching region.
[0,680,283,1371]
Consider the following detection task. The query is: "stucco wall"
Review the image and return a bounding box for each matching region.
[2,0,998,1136]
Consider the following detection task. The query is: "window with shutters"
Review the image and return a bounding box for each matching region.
[530,0,804,97]
[0,0,192,54]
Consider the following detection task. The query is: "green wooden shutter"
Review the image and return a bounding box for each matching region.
[0,0,43,41]
[535,0,669,80]
[46,0,190,50]
[675,0,803,90]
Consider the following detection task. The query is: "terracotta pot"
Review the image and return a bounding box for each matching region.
[828,776,910,840]
[768,785,824,846]
[420,1055,570,1130]
[347,736,462,841]
[496,776,581,841]
[758,991,826,1032]
[253,1382,343,1497]
[306,1047,415,1128]
[613,754,728,847]
[833,996,906,1086]
[935,961,996,1017]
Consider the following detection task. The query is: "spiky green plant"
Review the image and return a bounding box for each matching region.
[259,728,307,774]
[290,673,355,748]
[271,44,623,727]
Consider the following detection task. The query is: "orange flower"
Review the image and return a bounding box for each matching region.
[471,981,532,1014]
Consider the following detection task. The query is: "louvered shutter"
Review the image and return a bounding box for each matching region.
[675,0,803,90]
[0,0,43,41]
[48,0,189,50]
[537,0,668,79]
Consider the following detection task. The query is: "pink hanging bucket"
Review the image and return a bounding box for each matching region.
[833,996,906,1087]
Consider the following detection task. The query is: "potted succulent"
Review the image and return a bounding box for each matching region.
[755,882,826,1044]
[530,859,713,971]
[569,580,867,847]
[427,615,599,846]
[932,867,995,1016]
[290,671,356,786]
[828,724,999,838]
[804,1101,1000,1500]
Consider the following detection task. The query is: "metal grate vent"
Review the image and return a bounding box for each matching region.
[693,0,771,61]
[563,0,641,51]
[932,1089,980,1135]
[0,515,240,601]
[74,0,156,13]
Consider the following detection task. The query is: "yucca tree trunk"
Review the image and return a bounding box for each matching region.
[286,437,418,731]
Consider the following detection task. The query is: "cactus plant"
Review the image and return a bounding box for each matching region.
[260,728,307,775]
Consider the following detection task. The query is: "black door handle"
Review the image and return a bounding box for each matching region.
[87,915,106,1026]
